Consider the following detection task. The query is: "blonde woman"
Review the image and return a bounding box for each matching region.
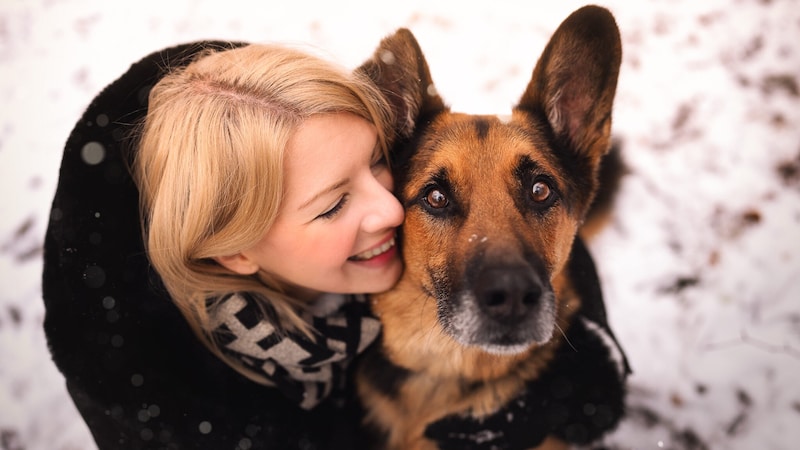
[135,43,403,409]
[45,40,404,449]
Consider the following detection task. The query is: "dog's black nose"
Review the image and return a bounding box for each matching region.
[474,266,544,320]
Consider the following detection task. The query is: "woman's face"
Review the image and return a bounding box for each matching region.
[225,112,404,301]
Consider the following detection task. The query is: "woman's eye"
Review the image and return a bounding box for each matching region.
[316,195,348,220]
[425,188,449,209]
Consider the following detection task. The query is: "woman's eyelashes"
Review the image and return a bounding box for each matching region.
[315,151,384,221]
[316,194,349,220]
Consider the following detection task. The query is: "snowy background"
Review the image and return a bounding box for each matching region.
[1,0,799,449]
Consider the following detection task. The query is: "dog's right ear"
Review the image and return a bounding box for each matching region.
[518,6,622,168]
[356,28,446,140]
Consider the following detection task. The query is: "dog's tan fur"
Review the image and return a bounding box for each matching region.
[355,6,622,449]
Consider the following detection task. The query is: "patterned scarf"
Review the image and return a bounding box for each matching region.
[210,292,380,409]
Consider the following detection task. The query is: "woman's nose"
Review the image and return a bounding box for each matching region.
[362,184,404,233]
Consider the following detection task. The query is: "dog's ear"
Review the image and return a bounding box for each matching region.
[518,6,621,165]
[356,28,446,139]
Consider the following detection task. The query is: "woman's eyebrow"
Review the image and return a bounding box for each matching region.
[298,178,350,210]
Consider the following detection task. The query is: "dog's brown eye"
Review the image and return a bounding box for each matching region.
[426,189,449,209]
[531,181,552,203]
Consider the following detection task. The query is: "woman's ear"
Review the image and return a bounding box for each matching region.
[213,253,260,275]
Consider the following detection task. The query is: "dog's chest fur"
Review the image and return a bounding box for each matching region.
[358,275,581,450]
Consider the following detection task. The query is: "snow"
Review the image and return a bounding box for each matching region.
[1,0,799,448]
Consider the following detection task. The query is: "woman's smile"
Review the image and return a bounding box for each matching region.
[349,234,397,263]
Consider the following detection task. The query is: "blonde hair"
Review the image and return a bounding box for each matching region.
[133,43,393,376]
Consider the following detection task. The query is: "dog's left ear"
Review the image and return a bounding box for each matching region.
[518,6,622,167]
[356,28,446,140]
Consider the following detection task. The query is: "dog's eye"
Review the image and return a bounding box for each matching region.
[531,180,553,204]
[425,188,449,209]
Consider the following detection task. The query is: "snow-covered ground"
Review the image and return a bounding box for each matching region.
[1,0,799,449]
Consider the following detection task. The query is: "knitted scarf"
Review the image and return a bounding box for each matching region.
[209,292,380,410]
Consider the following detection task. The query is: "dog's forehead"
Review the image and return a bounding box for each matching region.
[411,112,559,181]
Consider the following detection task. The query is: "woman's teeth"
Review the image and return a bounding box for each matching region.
[350,237,395,261]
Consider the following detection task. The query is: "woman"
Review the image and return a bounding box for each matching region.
[44,40,402,449]
[134,43,402,413]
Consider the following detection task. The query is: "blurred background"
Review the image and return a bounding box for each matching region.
[1,0,799,448]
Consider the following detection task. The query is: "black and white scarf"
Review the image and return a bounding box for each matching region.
[210,292,380,409]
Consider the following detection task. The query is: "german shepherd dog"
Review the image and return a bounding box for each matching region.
[355,6,627,450]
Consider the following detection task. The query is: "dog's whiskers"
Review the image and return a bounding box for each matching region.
[418,290,441,348]
[555,323,577,352]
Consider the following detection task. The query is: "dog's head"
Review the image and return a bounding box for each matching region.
[359,7,621,362]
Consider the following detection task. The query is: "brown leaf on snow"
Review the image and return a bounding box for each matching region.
[777,152,800,187]
[762,74,800,97]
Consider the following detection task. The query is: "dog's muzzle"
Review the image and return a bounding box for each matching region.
[437,261,557,355]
